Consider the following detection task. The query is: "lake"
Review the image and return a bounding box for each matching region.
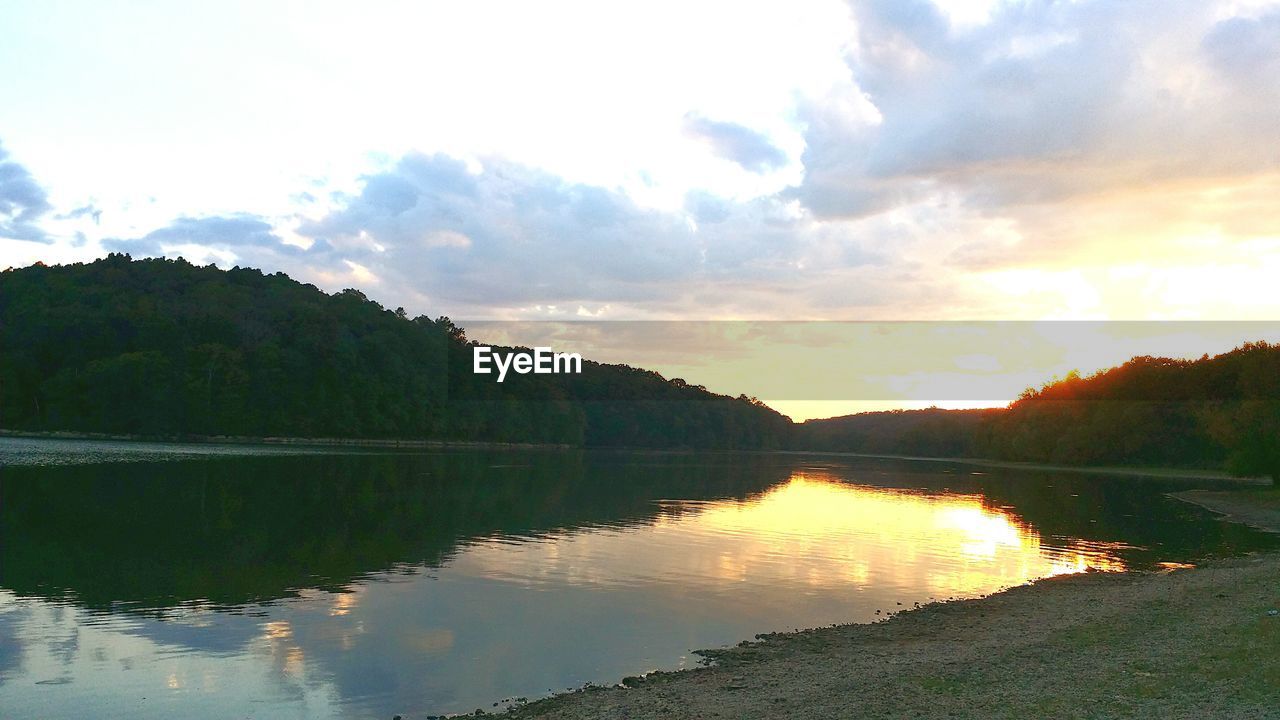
[0,437,1273,718]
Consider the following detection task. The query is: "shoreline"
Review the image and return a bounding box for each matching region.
[778,449,1270,484]
[3,430,1267,485]
[0,429,574,452]
[1168,488,1280,534]
[501,488,1280,719]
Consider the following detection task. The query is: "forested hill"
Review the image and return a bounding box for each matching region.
[0,255,791,449]
[797,408,997,459]
[797,345,1280,479]
[4,255,1277,475]
[980,345,1280,477]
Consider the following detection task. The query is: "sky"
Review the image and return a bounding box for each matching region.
[2,0,1279,416]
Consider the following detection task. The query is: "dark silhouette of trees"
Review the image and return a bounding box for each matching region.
[3,255,1276,473]
[798,408,996,457]
[0,255,789,449]
[798,343,1280,479]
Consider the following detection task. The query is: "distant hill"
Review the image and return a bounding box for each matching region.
[0,255,791,449]
[796,346,1280,479]
[798,408,997,458]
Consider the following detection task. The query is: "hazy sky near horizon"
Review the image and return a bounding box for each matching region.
[3,0,1280,323]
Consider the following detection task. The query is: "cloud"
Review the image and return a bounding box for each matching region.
[70,152,879,317]
[795,1,1280,222]
[683,114,789,173]
[0,141,53,243]
[1202,11,1280,80]
[56,204,102,224]
[12,0,1280,322]
[299,154,771,310]
[104,215,291,256]
[263,151,894,317]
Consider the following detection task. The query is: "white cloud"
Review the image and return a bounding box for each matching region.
[800,0,1280,219]
[4,0,1280,322]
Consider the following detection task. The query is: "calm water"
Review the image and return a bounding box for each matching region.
[0,438,1273,718]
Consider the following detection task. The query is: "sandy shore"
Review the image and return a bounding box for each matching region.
[503,488,1280,720]
[1169,489,1280,535]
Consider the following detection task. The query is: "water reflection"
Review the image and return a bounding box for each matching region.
[0,449,790,609]
[0,443,1274,718]
[454,473,1129,606]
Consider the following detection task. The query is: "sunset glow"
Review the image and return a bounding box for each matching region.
[3,0,1278,325]
[457,473,1126,600]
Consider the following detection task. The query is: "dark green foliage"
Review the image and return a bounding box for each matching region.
[797,343,1280,479]
[2,255,451,438]
[1202,400,1280,480]
[985,344,1280,474]
[0,255,790,448]
[798,408,997,457]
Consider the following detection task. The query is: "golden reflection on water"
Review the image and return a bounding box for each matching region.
[259,618,310,679]
[262,620,293,640]
[328,589,360,617]
[460,472,1126,599]
[670,473,1125,593]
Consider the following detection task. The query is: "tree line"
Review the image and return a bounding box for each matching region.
[2,255,1276,476]
[0,255,790,449]
[800,345,1280,479]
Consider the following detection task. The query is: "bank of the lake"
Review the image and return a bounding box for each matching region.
[505,488,1280,720]
[779,449,1271,485]
[0,428,574,451]
[5,430,1268,484]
